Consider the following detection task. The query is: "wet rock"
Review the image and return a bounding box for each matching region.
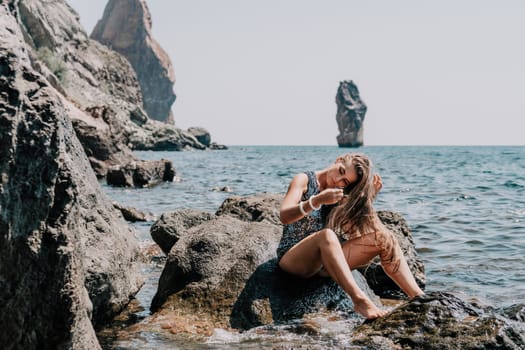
[354,292,525,350]
[499,303,525,322]
[211,186,233,192]
[215,193,284,225]
[112,202,149,222]
[188,127,211,147]
[128,119,206,151]
[150,209,214,255]
[91,0,176,123]
[128,123,228,151]
[0,5,142,348]
[230,259,376,330]
[106,159,175,187]
[150,214,281,314]
[336,80,367,147]
[209,142,228,150]
[358,210,426,298]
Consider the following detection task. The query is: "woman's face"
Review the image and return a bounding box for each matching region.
[329,160,358,189]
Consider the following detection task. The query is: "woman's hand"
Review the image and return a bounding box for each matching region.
[373,174,383,195]
[315,188,345,206]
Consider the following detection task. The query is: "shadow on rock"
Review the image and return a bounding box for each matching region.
[230,258,377,330]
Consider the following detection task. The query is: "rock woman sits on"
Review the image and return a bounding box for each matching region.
[277,153,424,319]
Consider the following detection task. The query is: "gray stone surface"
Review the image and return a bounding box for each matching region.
[151,209,214,255]
[106,159,175,188]
[187,127,211,147]
[354,292,525,349]
[0,4,142,348]
[215,193,284,225]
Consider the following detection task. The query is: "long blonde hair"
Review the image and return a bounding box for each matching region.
[326,153,377,235]
[326,153,401,270]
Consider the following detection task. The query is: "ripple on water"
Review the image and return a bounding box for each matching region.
[464,239,484,245]
[504,181,524,189]
[207,314,364,349]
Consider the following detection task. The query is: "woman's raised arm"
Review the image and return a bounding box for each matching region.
[279,173,309,225]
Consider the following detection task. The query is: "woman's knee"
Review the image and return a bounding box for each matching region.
[317,228,340,247]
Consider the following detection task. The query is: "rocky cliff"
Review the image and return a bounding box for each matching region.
[0,3,142,348]
[14,0,216,179]
[91,0,176,123]
[336,80,367,147]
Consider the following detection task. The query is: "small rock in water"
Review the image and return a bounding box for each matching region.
[211,186,232,192]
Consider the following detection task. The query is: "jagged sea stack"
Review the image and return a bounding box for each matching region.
[91,0,176,123]
[336,80,367,147]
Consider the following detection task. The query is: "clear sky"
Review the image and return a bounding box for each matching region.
[68,0,524,146]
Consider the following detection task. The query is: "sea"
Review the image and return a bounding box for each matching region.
[100,145,525,349]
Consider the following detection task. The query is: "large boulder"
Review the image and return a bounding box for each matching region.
[127,119,206,151]
[91,0,176,123]
[215,193,284,225]
[187,127,211,147]
[106,158,175,188]
[0,4,142,349]
[150,209,214,255]
[336,80,367,147]
[150,215,282,312]
[150,213,378,331]
[353,292,525,349]
[148,193,422,333]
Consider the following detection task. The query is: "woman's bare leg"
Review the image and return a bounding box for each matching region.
[341,231,424,299]
[382,254,424,298]
[278,229,388,319]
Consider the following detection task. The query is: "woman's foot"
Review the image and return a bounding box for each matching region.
[353,296,388,319]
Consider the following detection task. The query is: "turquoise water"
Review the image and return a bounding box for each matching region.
[101,145,525,348]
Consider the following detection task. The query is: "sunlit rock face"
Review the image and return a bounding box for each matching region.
[0,3,142,348]
[336,80,367,148]
[91,0,176,123]
[15,0,202,179]
[16,0,145,177]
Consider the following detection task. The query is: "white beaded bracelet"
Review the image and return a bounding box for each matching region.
[309,196,321,210]
[298,201,308,216]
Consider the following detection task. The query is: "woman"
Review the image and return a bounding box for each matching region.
[277,153,424,319]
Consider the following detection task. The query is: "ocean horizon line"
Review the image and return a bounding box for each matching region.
[207,144,525,148]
